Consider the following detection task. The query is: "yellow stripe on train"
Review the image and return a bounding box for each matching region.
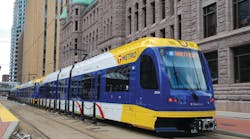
[121,104,215,130]
[110,37,200,65]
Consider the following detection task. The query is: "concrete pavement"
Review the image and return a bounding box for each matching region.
[216,111,250,139]
[0,102,19,139]
[1,97,250,139]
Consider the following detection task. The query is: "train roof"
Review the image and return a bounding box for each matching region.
[43,70,60,84]
[23,37,200,81]
[59,65,73,80]
[71,37,199,77]
[109,37,199,65]
[19,81,33,89]
[72,52,116,77]
[33,77,44,84]
[18,77,44,88]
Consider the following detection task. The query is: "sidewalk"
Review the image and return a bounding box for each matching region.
[216,111,250,138]
[0,102,19,139]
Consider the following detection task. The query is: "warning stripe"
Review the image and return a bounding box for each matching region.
[95,103,104,119]
[75,101,83,114]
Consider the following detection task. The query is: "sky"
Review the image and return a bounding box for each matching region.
[0,0,15,81]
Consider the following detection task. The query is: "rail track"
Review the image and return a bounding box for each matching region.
[1,99,243,139]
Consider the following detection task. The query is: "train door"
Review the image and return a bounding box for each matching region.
[95,73,101,100]
[34,83,39,105]
[65,78,71,113]
[59,79,66,112]
[51,81,56,109]
[136,52,161,127]
[136,50,160,108]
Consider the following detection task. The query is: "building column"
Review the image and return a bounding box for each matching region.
[218,45,234,84]
[196,0,202,40]
[225,0,233,31]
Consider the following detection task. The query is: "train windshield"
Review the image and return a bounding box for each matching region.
[159,47,207,90]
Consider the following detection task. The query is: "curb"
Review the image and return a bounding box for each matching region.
[2,122,19,139]
[215,129,250,139]
[0,102,19,139]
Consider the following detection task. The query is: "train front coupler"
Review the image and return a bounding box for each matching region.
[189,118,216,133]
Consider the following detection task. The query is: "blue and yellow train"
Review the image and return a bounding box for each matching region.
[10,37,216,133]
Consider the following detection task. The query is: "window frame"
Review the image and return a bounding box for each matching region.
[178,14,182,39]
[203,3,217,38]
[105,65,130,92]
[75,8,79,15]
[81,74,95,100]
[142,0,147,27]
[204,51,218,84]
[135,3,139,31]
[161,0,166,19]
[128,8,132,34]
[151,1,156,24]
[233,0,250,29]
[234,45,250,83]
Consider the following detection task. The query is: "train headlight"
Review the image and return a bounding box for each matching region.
[168,97,178,103]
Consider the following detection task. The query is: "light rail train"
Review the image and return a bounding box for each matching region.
[10,37,216,133]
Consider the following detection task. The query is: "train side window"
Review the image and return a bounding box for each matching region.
[97,75,101,99]
[44,84,50,98]
[140,55,159,89]
[49,83,53,97]
[78,80,83,99]
[105,65,130,92]
[60,80,66,99]
[82,75,93,99]
[71,79,78,98]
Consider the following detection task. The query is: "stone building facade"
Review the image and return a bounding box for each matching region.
[60,0,126,67]
[60,0,250,112]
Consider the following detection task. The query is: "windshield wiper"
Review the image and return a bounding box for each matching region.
[192,91,199,101]
[171,60,181,87]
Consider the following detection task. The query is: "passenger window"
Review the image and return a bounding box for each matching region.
[140,55,159,89]
[59,80,66,99]
[105,66,130,92]
[97,75,101,99]
[71,80,78,98]
[82,74,95,99]
[78,80,83,99]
